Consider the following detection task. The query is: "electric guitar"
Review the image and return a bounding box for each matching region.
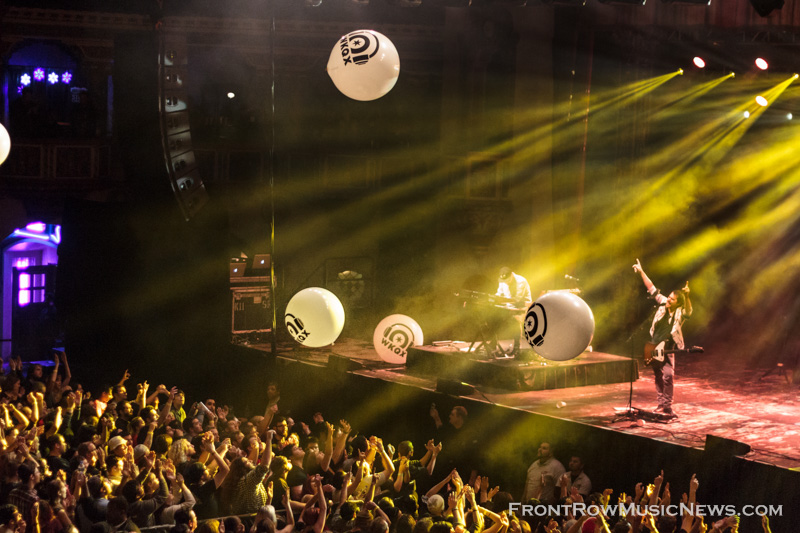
[644,341,704,365]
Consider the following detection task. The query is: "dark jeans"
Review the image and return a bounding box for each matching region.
[652,353,675,410]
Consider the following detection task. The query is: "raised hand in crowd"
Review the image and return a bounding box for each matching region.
[689,473,699,504]
[466,485,485,532]
[543,517,559,533]
[163,457,176,483]
[711,516,739,533]
[682,512,707,533]
[642,511,658,532]
[649,470,664,506]
[760,514,771,533]
[421,438,441,476]
[661,482,671,508]
[600,487,613,507]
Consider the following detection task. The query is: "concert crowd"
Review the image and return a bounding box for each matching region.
[0,352,768,533]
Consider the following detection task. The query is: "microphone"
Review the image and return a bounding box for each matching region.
[564,274,580,282]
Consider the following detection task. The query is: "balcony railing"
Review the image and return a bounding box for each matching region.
[0,138,117,181]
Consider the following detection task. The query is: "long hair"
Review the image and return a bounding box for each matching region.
[670,289,686,309]
[219,457,253,515]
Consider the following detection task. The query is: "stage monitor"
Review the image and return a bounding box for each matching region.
[704,435,751,458]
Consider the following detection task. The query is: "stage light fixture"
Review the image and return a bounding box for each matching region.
[755,58,769,70]
[787,113,793,120]
[227,92,235,99]
[693,57,706,68]
[677,68,684,75]
[755,96,768,106]
[743,111,750,118]
[749,0,784,17]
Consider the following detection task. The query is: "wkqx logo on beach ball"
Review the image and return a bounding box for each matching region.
[525,292,595,362]
[285,288,345,347]
[381,323,415,357]
[373,314,423,364]
[285,313,310,343]
[340,31,380,66]
[523,302,547,347]
[327,30,400,101]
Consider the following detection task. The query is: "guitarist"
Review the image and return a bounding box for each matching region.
[633,259,692,417]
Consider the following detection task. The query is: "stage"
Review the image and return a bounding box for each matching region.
[239,335,800,470]
[405,342,638,392]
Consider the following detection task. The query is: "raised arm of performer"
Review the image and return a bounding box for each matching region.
[681,281,693,318]
[633,259,692,315]
[632,259,655,293]
[632,258,692,418]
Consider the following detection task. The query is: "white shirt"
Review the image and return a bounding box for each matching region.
[497,272,532,305]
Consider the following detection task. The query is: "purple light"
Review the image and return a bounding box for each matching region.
[62,71,73,84]
[21,73,31,86]
[33,68,45,81]
[18,291,31,307]
[26,222,46,232]
[12,230,50,243]
[15,258,30,270]
[19,273,31,289]
[48,72,59,84]
[12,223,62,245]
[17,85,24,94]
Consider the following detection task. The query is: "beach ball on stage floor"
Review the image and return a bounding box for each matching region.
[523,291,594,362]
[285,288,345,348]
[327,30,400,101]
[0,123,10,166]
[373,314,424,364]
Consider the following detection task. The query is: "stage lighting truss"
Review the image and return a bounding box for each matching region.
[540,0,587,5]
[422,0,470,6]
[596,0,646,5]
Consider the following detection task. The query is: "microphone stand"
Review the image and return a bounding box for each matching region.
[614,312,654,422]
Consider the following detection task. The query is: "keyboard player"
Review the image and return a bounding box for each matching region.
[496,267,532,356]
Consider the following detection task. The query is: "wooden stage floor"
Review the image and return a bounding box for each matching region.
[242,337,800,470]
